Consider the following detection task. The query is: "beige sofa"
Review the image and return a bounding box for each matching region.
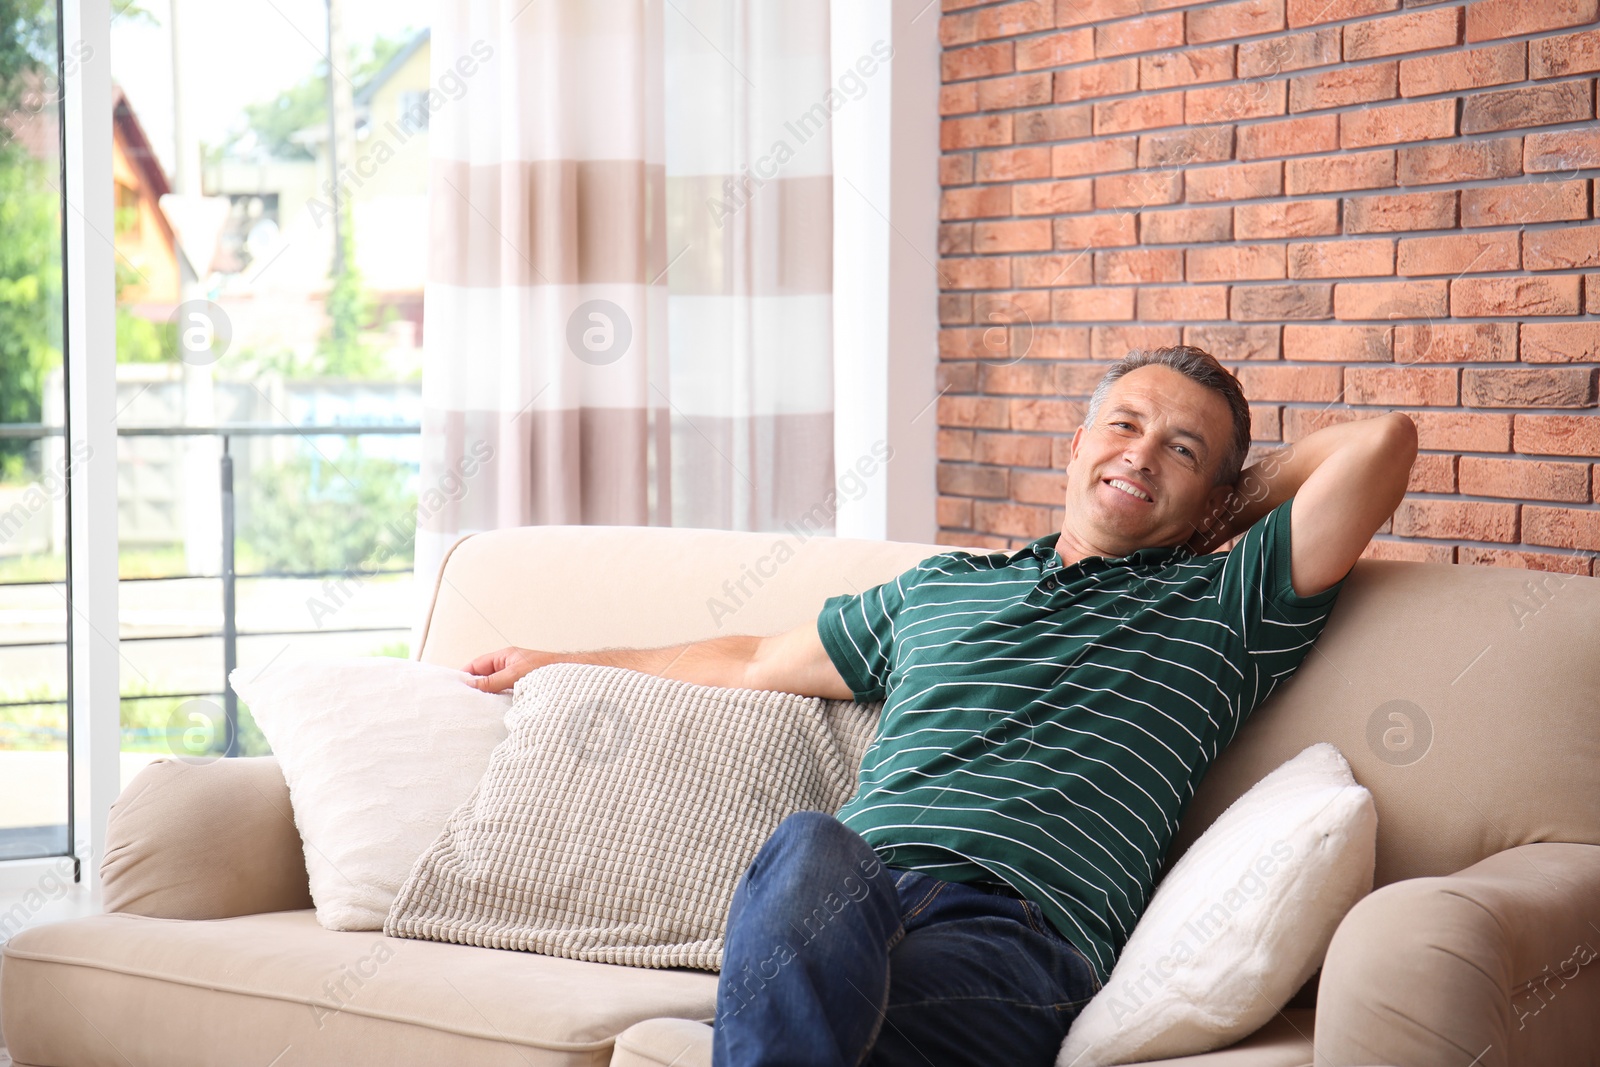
[4,525,1599,1066]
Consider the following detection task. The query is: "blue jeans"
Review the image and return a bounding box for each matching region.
[712,811,1101,1067]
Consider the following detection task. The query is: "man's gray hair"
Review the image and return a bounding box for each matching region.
[1085,345,1252,487]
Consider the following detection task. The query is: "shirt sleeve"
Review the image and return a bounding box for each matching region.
[1214,496,1345,682]
[816,554,961,703]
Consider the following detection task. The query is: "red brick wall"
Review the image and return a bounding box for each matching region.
[935,0,1600,575]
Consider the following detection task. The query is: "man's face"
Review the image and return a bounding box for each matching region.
[1063,365,1237,557]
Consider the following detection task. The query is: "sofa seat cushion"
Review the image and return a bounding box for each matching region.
[2,910,716,1067]
[605,1011,1316,1067]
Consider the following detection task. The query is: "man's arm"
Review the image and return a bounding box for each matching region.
[1196,412,1418,597]
[463,620,855,699]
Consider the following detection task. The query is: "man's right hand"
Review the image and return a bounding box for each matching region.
[464,647,557,694]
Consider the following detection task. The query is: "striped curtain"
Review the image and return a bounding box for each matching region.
[418,0,835,583]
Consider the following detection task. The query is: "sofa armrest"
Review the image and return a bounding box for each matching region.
[101,756,313,918]
[1316,842,1600,1067]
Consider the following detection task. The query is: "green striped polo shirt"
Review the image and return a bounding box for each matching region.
[817,498,1342,984]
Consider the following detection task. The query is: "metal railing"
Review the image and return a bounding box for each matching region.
[0,422,422,755]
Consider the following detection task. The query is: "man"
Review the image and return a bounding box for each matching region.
[467,346,1418,1067]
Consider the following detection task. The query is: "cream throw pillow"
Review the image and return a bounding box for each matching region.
[384,663,880,970]
[229,657,512,930]
[1058,743,1377,1067]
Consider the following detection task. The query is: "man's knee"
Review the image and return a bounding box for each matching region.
[748,811,884,887]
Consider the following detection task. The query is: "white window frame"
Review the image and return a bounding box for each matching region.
[830,0,940,545]
[0,0,120,895]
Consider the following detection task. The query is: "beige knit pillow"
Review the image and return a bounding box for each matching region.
[384,663,880,970]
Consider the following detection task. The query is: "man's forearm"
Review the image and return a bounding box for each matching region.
[1222,413,1412,538]
[552,635,762,688]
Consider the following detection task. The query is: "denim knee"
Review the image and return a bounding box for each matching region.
[750,810,883,884]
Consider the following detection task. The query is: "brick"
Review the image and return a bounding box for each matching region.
[1461,180,1589,228]
[977,73,1054,112]
[1397,231,1520,276]
[1014,105,1094,144]
[1055,58,1141,103]
[1288,0,1397,28]
[1237,114,1339,160]
[943,114,1013,150]
[1137,285,1230,320]
[1251,404,1283,441]
[1232,364,1343,402]
[975,147,1051,182]
[1285,150,1395,195]
[973,220,1054,253]
[1452,276,1583,317]
[1094,248,1185,285]
[1287,239,1395,279]
[943,257,1011,290]
[1186,0,1284,42]
[1362,539,1456,563]
[1010,397,1087,432]
[1236,199,1341,238]
[1516,414,1600,455]
[981,361,1058,395]
[1407,410,1512,451]
[1392,499,1518,542]
[1345,8,1462,61]
[938,495,975,528]
[1398,138,1522,185]
[1188,243,1287,281]
[940,294,973,324]
[939,395,1011,429]
[1523,226,1600,271]
[1343,191,1458,233]
[1051,137,1140,178]
[1052,287,1136,321]
[1399,42,1525,97]
[939,223,974,256]
[1523,507,1600,552]
[1140,206,1234,244]
[941,11,981,47]
[1095,170,1184,209]
[1407,453,1457,493]
[1334,280,1450,319]
[1521,323,1600,363]
[1091,324,1182,361]
[1465,0,1599,43]
[1340,99,1457,149]
[1530,28,1600,78]
[1054,0,1147,28]
[1094,91,1187,135]
[1186,324,1282,360]
[1282,406,1372,441]
[944,42,1015,83]
[1013,253,1095,287]
[1238,27,1342,78]
[977,0,1055,40]
[1095,13,1185,58]
[941,83,978,116]
[1016,27,1095,70]
[1526,130,1600,172]
[938,428,976,460]
[1458,546,1593,573]
[1012,469,1070,506]
[1055,214,1139,248]
[1187,161,1285,202]
[1395,322,1517,364]
[941,155,975,189]
[1283,324,1393,361]
[940,463,1011,498]
[1463,81,1595,136]
[1013,178,1095,215]
[1290,63,1399,112]
[1029,326,1093,359]
[1346,366,1457,405]
[1231,283,1334,320]
[973,500,1055,539]
[1138,126,1235,168]
[940,326,986,360]
[1054,362,1110,397]
[1140,45,1235,90]
[1186,80,1289,124]
[1463,368,1596,409]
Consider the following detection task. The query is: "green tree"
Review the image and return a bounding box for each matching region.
[0,152,63,479]
[243,446,416,573]
[316,214,385,378]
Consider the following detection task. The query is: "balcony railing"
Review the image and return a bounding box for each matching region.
[0,422,422,757]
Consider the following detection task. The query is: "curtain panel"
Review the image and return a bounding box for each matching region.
[418,0,835,585]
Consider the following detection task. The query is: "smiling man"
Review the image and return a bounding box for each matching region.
[466,345,1418,1067]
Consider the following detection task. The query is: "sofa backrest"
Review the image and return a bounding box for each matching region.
[419,525,1600,890]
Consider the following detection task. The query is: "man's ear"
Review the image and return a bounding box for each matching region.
[1068,425,1084,464]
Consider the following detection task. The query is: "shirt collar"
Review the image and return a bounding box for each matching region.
[1012,532,1192,576]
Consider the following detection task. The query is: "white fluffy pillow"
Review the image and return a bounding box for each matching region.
[1058,743,1376,1067]
[229,657,511,930]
